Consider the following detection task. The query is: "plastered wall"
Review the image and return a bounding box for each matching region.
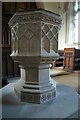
[43,2,79,50]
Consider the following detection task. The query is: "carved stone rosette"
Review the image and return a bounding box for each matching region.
[8,9,61,104]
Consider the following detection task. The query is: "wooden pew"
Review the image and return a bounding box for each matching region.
[63,48,80,72]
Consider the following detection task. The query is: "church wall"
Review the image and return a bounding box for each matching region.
[43,2,79,50]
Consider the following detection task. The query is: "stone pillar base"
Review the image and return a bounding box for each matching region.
[14,64,56,104]
[14,81,56,104]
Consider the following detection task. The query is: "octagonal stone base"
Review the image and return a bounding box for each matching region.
[14,82,56,104]
[14,64,56,104]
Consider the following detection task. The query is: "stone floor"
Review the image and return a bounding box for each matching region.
[1,82,80,118]
[1,67,80,118]
[50,67,80,94]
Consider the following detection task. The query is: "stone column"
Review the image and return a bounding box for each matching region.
[8,9,61,104]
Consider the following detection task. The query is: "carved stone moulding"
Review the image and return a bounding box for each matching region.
[8,9,61,104]
[9,9,62,27]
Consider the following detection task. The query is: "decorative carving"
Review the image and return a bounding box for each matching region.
[50,38,58,52]
[11,25,18,53]
[47,93,52,100]
[41,22,59,53]
[41,94,46,103]
[42,37,50,53]
[9,10,61,104]
[9,10,61,27]
[17,22,41,54]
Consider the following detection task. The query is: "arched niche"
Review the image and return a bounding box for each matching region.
[42,36,50,53]
[11,27,17,53]
[50,37,58,52]
[18,34,30,55]
[29,36,38,54]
